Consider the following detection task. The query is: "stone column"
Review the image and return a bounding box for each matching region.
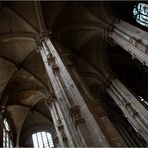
[69,105,98,146]
[108,20,148,67]
[45,95,65,147]
[38,38,84,147]
[37,36,110,146]
[60,51,127,147]
[106,78,148,143]
[37,35,130,146]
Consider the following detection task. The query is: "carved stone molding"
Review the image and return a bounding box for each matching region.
[0,105,5,119]
[35,41,42,53]
[47,56,55,65]
[69,105,85,125]
[52,64,60,74]
[45,93,56,107]
[45,54,60,73]
[104,21,116,39]
[101,74,116,91]
[57,122,64,131]
[57,123,68,142]
[129,36,137,47]
[40,30,52,39]
[119,97,139,118]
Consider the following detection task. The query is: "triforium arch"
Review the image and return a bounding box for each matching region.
[0,1,148,147]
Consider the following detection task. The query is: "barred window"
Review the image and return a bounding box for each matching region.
[32,131,54,148]
[133,3,148,27]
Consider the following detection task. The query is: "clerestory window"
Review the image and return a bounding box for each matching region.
[32,131,54,148]
[133,3,148,27]
[3,119,13,148]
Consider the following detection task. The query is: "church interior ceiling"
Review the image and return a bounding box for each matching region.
[0,1,147,145]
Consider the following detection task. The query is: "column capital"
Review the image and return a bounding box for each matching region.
[102,73,117,90]
[45,93,56,107]
[35,38,43,52]
[104,23,116,39]
[36,30,51,48]
[40,30,52,39]
[104,18,120,39]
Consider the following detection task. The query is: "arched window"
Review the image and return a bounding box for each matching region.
[3,119,13,148]
[133,3,148,27]
[32,131,54,148]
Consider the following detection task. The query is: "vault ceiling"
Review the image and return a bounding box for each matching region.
[0,1,122,145]
[0,1,52,143]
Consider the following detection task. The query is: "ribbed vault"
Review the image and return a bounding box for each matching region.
[0,1,54,145]
[1,1,146,147]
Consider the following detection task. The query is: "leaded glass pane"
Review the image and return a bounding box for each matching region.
[133,3,148,27]
[32,132,54,148]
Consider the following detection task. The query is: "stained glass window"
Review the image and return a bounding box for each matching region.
[133,3,148,27]
[32,131,54,148]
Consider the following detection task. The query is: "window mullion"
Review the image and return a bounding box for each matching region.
[41,132,45,148]
[35,133,39,148]
[32,132,54,148]
[45,132,50,148]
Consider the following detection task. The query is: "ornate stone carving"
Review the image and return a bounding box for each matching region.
[57,122,68,142]
[0,105,5,119]
[45,53,60,73]
[47,56,55,65]
[57,122,64,130]
[35,39,43,53]
[44,93,56,107]
[52,64,60,74]
[129,36,137,47]
[104,21,116,39]
[69,105,85,125]
[40,30,52,38]
[102,74,116,90]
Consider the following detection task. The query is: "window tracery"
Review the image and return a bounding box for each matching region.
[32,131,54,148]
[133,3,148,27]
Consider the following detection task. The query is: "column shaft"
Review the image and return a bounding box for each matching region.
[38,38,109,146]
[62,52,127,146]
[109,20,148,67]
[40,40,84,147]
[107,78,148,142]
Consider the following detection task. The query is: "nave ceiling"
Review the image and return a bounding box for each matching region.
[0,1,147,145]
